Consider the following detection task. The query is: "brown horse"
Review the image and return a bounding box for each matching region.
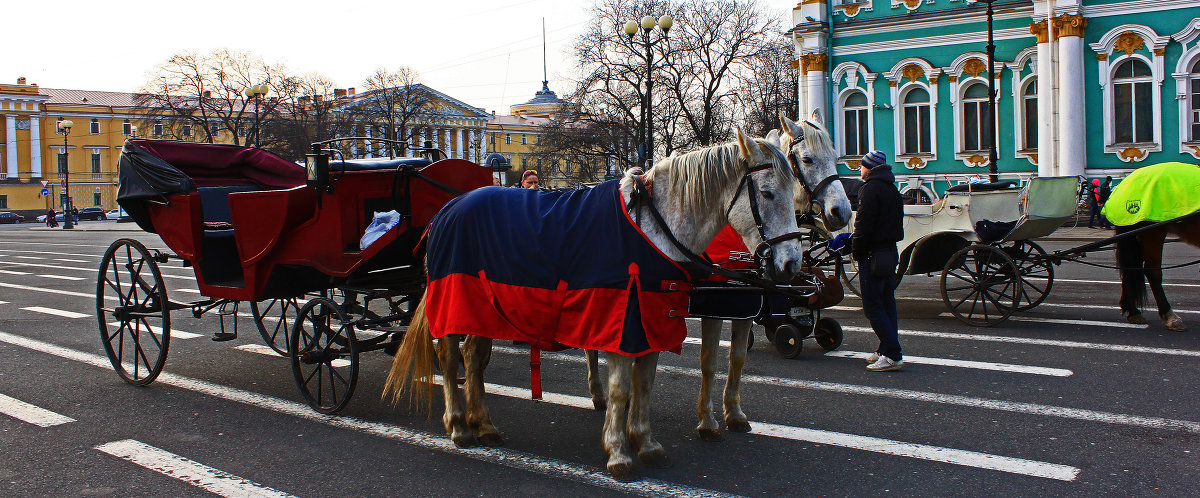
[1115,216,1200,331]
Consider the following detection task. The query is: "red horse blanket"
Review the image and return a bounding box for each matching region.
[423,180,693,356]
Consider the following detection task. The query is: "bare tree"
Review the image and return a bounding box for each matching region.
[265,72,349,160]
[736,34,798,137]
[349,67,431,157]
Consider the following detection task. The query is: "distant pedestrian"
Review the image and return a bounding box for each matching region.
[852,150,904,372]
[1086,179,1102,228]
[1098,176,1113,229]
[519,170,539,189]
[46,208,56,228]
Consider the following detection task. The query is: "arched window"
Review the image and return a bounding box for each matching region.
[1190,59,1200,142]
[961,83,991,152]
[1021,80,1038,150]
[902,87,932,154]
[1113,58,1153,144]
[842,91,870,157]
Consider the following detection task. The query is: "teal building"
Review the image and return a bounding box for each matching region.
[789,0,1200,199]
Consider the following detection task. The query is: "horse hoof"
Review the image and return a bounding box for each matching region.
[450,433,477,448]
[1127,314,1147,325]
[477,432,505,447]
[592,398,606,411]
[1164,315,1187,332]
[607,462,636,481]
[697,428,724,442]
[638,449,672,469]
[726,419,752,433]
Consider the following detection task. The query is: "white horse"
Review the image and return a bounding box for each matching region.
[385,129,804,480]
[585,115,852,441]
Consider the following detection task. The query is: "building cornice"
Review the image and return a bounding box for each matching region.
[833,26,1033,57]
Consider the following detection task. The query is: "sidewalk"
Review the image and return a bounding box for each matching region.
[1038,225,1117,242]
[26,222,141,232]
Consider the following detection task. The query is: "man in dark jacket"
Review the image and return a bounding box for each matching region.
[852,150,904,372]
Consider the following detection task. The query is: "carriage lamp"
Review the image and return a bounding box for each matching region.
[57,120,75,229]
[306,145,330,193]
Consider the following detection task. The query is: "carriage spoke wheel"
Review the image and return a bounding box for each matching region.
[96,238,170,385]
[251,297,302,355]
[940,244,1022,327]
[290,297,359,414]
[1002,240,1054,311]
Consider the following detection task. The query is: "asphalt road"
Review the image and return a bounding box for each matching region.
[1,221,1199,497]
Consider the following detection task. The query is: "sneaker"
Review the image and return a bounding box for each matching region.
[866,356,903,372]
[864,352,879,364]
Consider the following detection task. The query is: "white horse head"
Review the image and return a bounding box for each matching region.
[778,114,853,231]
[634,128,804,282]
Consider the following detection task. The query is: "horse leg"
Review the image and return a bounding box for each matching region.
[436,335,475,447]
[697,319,724,441]
[1116,226,1148,324]
[724,319,752,433]
[585,350,605,411]
[602,353,635,480]
[629,352,670,468]
[1142,230,1186,331]
[463,335,504,446]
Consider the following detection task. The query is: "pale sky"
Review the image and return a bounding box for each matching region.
[5,0,795,114]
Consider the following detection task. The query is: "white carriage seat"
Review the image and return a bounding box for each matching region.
[1000,176,1080,242]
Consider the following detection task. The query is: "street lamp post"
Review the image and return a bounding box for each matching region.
[245,84,268,147]
[623,14,672,170]
[968,0,1000,182]
[57,120,74,229]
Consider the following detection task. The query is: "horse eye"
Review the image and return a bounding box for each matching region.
[802,157,814,164]
[760,190,775,200]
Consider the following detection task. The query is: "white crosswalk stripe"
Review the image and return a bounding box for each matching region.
[95,439,294,498]
[109,322,200,340]
[0,393,75,427]
[21,306,89,319]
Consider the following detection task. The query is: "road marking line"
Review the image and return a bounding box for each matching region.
[0,270,32,275]
[750,422,1078,481]
[935,313,1148,329]
[235,344,284,358]
[1054,277,1199,289]
[95,439,293,498]
[0,248,100,258]
[175,288,201,294]
[22,306,89,319]
[839,325,1200,358]
[108,322,199,340]
[0,332,737,498]
[0,281,96,298]
[53,258,88,263]
[851,296,1200,316]
[824,350,1073,377]
[433,379,1078,481]
[3,261,195,280]
[36,274,85,281]
[0,301,7,305]
[13,256,44,260]
[492,345,1200,435]
[0,393,75,427]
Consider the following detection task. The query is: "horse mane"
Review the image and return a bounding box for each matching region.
[793,120,836,162]
[636,140,792,215]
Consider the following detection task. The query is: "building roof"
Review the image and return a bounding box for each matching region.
[40,88,136,107]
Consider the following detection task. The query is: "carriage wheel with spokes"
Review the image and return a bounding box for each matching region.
[290,297,359,414]
[96,238,170,385]
[940,244,1022,327]
[251,297,302,355]
[1002,240,1054,311]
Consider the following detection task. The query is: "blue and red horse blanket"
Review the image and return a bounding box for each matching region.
[423,180,693,356]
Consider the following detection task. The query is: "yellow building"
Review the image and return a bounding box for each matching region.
[0,79,176,216]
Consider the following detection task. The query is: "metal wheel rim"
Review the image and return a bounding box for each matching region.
[96,238,170,385]
[251,297,302,355]
[814,317,843,351]
[290,297,359,414]
[940,244,1022,327]
[773,324,803,359]
[1004,240,1054,311]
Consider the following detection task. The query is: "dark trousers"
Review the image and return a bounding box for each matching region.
[860,247,901,361]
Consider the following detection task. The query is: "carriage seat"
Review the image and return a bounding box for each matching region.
[334,157,431,171]
[198,185,259,237]
[945,180,1018,193]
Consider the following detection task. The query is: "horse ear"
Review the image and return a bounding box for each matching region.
[765,129,781,148]
[809,109,824,125]
[780,114,804,141]
[735,127,754,159]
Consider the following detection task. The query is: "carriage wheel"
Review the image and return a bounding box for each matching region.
[290,297,359,414]
[250,297,302,355]
[940,244,1022,327]
[773,323,804,359]
[96,238,170,386]
[1002,240,1054,311]
[814,317,843,351]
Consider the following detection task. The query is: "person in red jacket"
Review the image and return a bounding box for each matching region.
[852,150,904,372]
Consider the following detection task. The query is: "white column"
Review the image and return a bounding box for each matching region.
[1056,31,1086,177]
[442,128,450,156]
[458,128,466,159]
[5,115,17,179]
[365,127,374,158]
[481,129,488,158]
[30,115,41,177]
[807,69,827,124]
[1036,37,1058,177]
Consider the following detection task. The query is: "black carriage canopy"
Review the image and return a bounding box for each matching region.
[117,139,306,232]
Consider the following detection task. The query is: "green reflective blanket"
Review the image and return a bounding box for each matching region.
[1102,162,1200,226]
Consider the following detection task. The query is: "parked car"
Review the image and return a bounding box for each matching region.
[106,208,121,219]
[36,213,67,223]
[78,207,107,221]
[0,212,24,224]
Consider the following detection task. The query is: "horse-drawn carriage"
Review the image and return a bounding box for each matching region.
[98,138,493,413]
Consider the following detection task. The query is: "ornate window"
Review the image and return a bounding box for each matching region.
[1112,59,1153,144]
[901,87,932,155]
[1021,81,1038,150]
[842,91,870,157]
[90,152,101,175]
[960,83,991,153]
[1190,59,1200,142]
[122,120,132,136]
[90,119,99,134]
[1174,19,1200,158]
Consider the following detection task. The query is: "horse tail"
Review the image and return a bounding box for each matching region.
[383,290,436,414]
[1115,225,1147,314]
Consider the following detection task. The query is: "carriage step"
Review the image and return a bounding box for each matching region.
[211,332,238,342]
